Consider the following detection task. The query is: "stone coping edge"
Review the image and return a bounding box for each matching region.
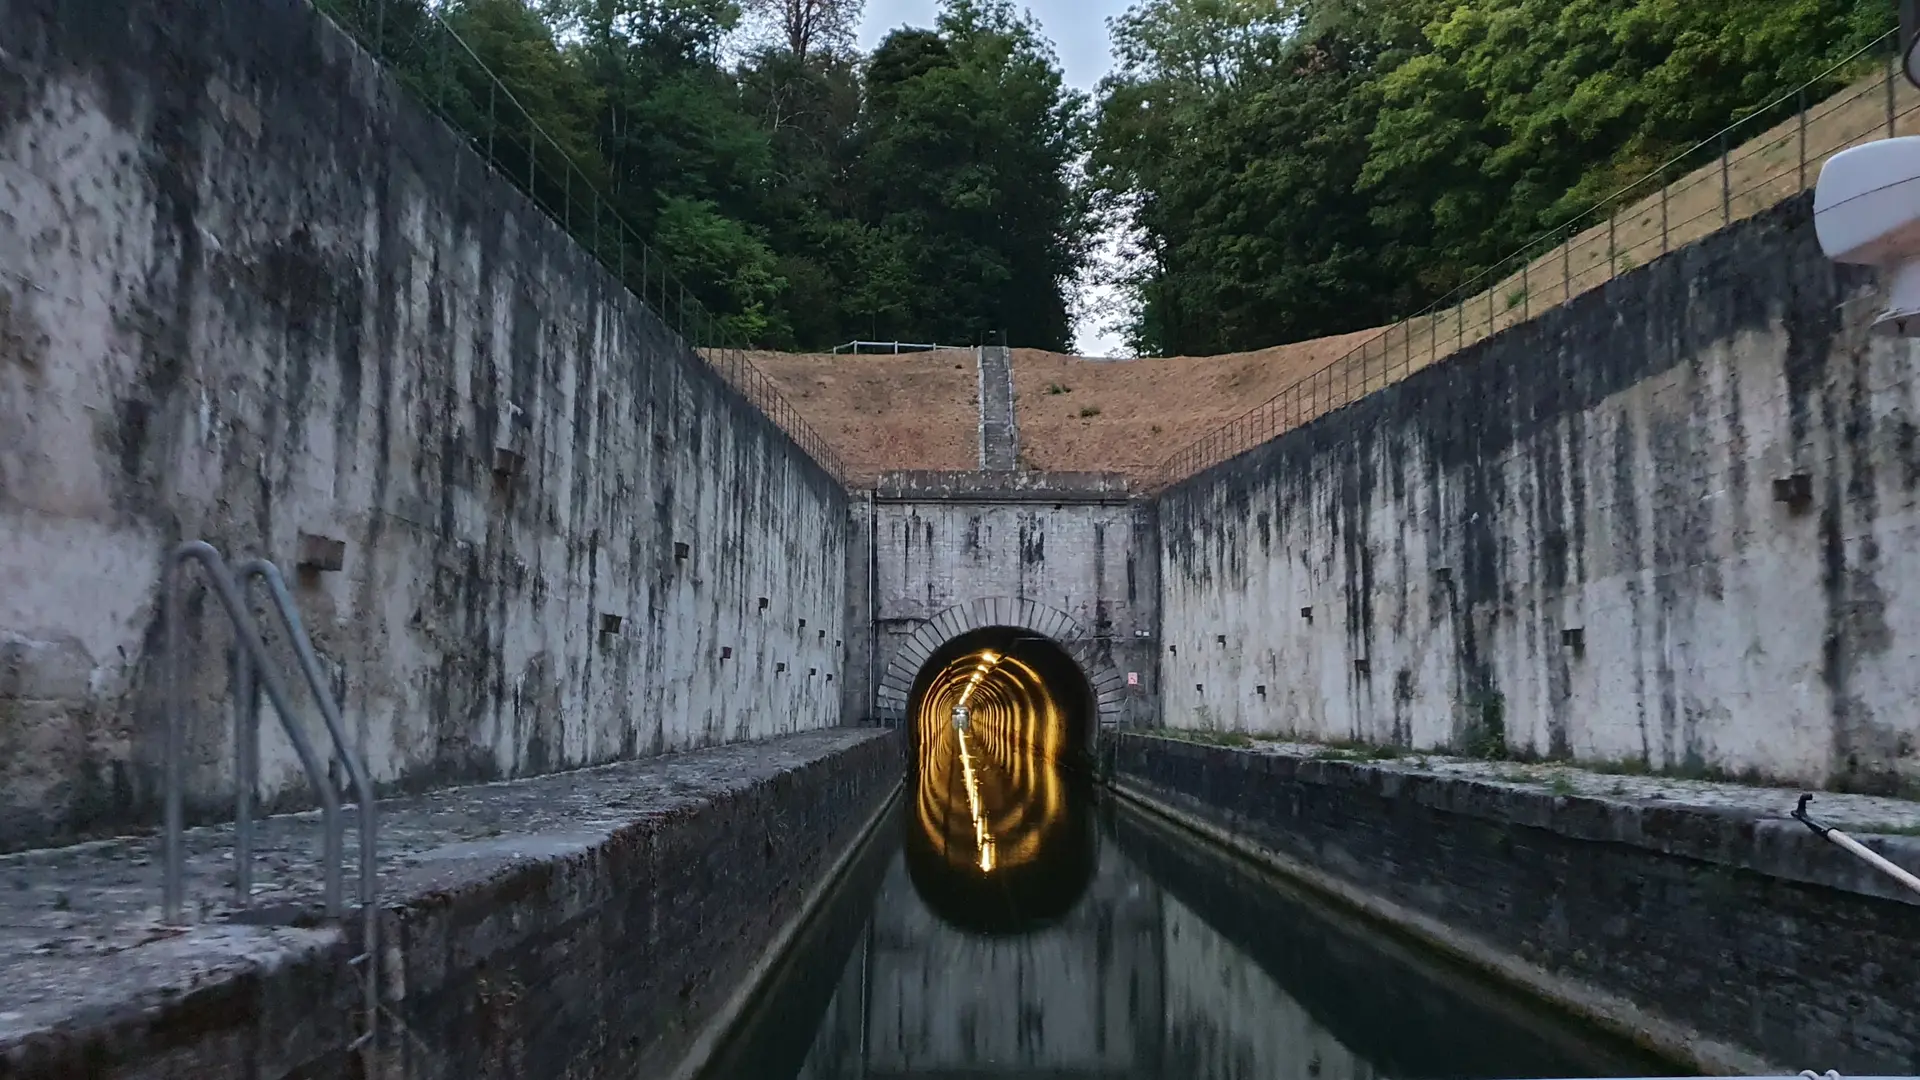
[1108,777,1781,1077]
[1120,734,1920,907]
[664,779,903,1080]
[1,729,902,1078]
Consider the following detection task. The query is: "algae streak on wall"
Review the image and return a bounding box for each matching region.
[0,0,847,851]
[1159,193,1920,794]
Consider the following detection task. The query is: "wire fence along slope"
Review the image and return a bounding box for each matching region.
[313,0,847,484]
[1156,30,1918,490]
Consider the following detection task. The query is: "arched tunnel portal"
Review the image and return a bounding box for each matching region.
[903,626,1099,935]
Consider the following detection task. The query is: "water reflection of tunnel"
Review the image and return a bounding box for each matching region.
[904,626,1098,936]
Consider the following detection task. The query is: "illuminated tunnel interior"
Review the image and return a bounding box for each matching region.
[904,626,1098,935]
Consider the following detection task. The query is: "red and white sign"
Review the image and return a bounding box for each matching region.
[1126,672,1139,686]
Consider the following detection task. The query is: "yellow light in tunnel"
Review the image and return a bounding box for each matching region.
[956,727,996,874]
[910,642,1081,879]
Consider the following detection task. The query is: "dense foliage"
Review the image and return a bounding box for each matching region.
[317,0,1088,351]
[323,0,1895,357]
[1091,0,1895,356]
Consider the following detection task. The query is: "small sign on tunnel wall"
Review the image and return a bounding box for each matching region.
[1127,672,1139,686]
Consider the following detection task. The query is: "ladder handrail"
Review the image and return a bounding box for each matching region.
[165,541,346,920]
[232,557,379,1056]
[233,557,377,906]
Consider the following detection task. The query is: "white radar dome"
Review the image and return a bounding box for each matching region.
[1815,135,1920,336]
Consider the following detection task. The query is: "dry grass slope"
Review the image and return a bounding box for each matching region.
[750,71,1920,488]
[1008,332,1382,477]
[752,349,980,484]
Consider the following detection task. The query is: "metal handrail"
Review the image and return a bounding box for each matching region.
[830,340,970,355]
[232,558,380,1053]
[316,0,850,486]
[164,541,345,918]
[163,541,382,1062]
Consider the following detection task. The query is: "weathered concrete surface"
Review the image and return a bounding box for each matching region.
[861,471,1157,730]
[976,346,1018,471]
[0,728,901,1079]
[1114,733,1920,1073]
[1159,192,1920,792]
[1113,804,1670,1080]
[0,0,848,850]
[1247,736,1920,834]
[876,469,1134,500]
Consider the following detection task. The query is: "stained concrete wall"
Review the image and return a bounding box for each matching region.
[0,0,847,850]
[1114,735,1920,1073]
[867,471,1158,729]
[1160,193,1920,792]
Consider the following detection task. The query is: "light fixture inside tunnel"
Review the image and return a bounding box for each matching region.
[902,627,1098,935]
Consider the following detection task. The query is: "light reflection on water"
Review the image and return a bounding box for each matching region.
[703,793,1679,1080]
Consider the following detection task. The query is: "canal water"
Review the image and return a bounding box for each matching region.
[701,788,1678,1080]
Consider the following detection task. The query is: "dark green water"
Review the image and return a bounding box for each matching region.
[702,795,1679,1080]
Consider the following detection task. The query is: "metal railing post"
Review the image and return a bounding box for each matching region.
[1890,42,1899,139]
[1799,88,1809,190]
[164,543,345,922]
[1562,234,1571,304]
[232,558,382,1055]
[1721,132,1731,226]
[1661,181,1669,253]
[233,648,256,906]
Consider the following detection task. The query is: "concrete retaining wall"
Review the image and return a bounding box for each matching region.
[0,0,848,850]
[1158,193,1920,791]
[1112,733,1920,1073]
[1,728,901,1080]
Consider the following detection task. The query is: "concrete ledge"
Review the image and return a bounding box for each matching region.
[1113,733,1920,1074]
[1,728,902,1079]
[875,470,1136,502]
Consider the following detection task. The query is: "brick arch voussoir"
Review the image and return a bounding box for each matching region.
[874,599,1125,732]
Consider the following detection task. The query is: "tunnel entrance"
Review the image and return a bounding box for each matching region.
[903,627,1098,935]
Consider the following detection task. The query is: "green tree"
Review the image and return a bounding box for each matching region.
[319,0,1091,350]
[857,1,1091,349]
[1095,0,1896,357]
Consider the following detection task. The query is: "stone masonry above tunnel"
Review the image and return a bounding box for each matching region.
[877,600,1128,730]
[849,470,1157,730]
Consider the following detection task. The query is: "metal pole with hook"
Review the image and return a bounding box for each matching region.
[1793,794,1920,898]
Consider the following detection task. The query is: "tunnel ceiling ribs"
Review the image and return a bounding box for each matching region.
[876,597,1127,726]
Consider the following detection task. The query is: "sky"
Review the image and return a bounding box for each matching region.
[857,0,1131,94]
[857,0,1137,356]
